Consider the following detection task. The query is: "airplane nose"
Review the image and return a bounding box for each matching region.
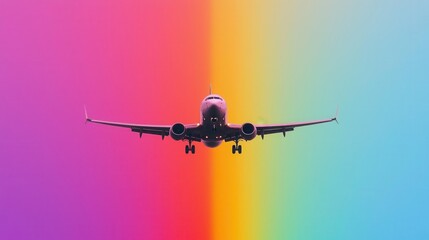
[206,102,222,116]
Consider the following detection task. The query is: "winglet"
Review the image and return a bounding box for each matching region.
[84,105,91,123]
[332,106,339,124]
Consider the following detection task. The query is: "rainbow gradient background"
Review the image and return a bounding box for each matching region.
[1,0,428,239]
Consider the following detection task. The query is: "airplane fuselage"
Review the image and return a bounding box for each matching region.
[200,94,227,147]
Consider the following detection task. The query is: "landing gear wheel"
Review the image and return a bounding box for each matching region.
[185,139,194,155]
[232,138,243,154]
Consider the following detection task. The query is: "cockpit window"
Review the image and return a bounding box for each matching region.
[204,96,223,101]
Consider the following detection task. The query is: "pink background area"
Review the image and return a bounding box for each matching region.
[1,1,211,239]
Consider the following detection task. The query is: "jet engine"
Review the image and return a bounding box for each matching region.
[240,123,257,141]
[170,123,186,140]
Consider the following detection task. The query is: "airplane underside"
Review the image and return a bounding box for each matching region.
[202,140,222,148]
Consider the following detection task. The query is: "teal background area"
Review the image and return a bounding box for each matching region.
[258,0,428,239]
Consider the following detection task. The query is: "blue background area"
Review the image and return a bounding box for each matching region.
[265,0,429,239]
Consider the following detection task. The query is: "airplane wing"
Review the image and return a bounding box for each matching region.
[223,114,338,142]
[84,107,202,141]
[254,117,337,139]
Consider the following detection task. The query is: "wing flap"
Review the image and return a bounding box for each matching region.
[131,128,169,136]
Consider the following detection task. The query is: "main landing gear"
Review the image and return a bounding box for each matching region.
[232,139,242,154]
[185,139,195,154]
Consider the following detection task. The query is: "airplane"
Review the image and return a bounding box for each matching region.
[85,89,338,154]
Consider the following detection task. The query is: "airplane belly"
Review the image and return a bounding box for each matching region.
[202,140,222,148]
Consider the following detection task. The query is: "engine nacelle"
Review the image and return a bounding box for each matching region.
[170,123,186,141]
[240,123,257,141]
